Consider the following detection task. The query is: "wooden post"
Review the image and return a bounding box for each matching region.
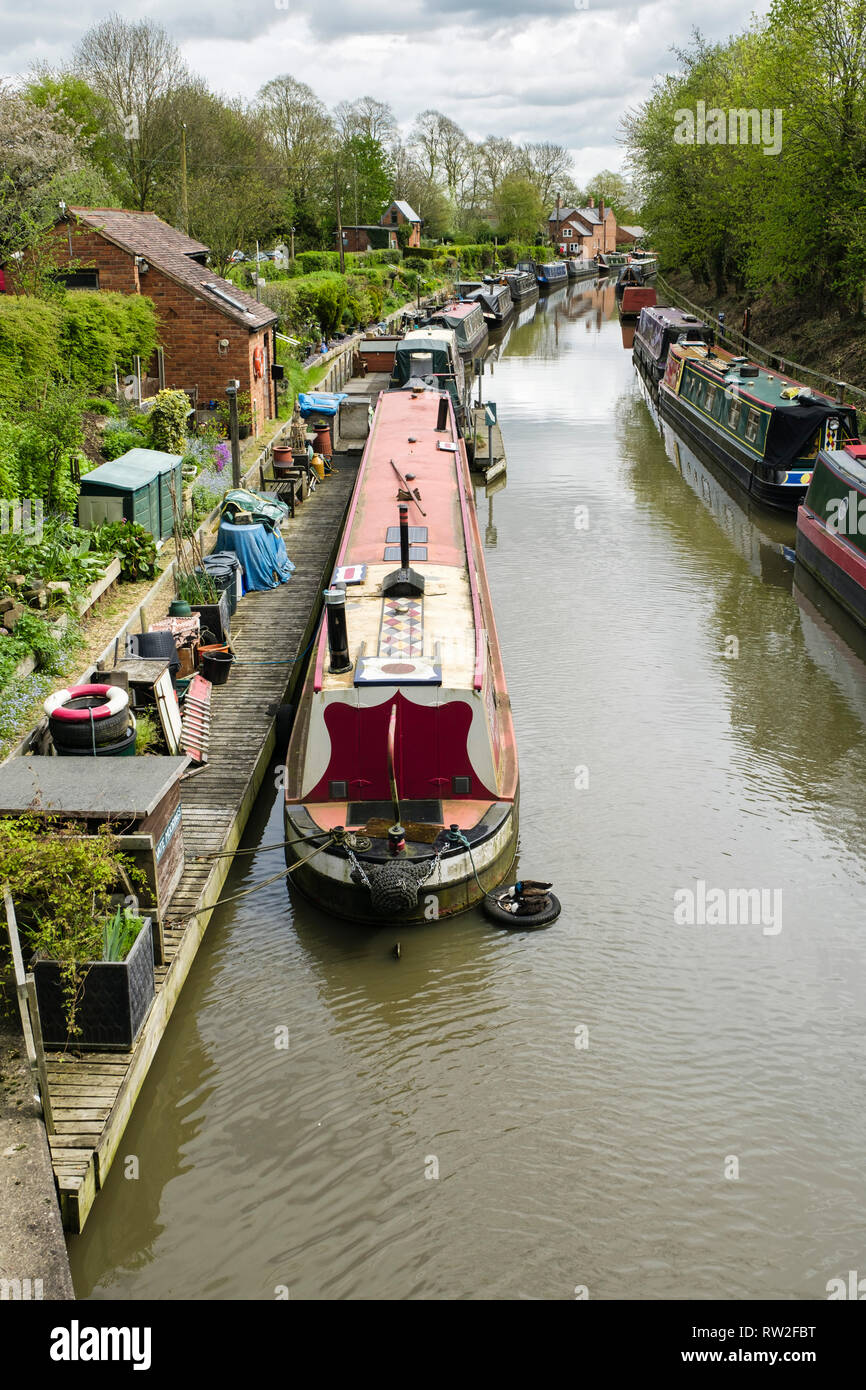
[157,347,166,390]
[4,887,54,1133]
[227,384,241,488]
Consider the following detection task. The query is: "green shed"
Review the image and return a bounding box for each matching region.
[78,449,184,540]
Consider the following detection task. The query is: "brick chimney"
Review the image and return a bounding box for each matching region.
[599,198,606,249]
[589,195,595,208]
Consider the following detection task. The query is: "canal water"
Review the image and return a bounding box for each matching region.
[69,280,866,1301]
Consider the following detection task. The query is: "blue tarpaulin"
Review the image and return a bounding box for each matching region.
[297,391,347,418]
[214,520,295,591]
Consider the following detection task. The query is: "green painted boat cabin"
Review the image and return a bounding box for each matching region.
[660,342,859,509]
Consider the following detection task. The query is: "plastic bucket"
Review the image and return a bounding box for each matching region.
[201,651,233,685]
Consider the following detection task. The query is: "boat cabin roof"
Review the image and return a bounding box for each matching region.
[822,445,866,488]
[670,342,849,412]
[641,305,708,332]
[317,389,480,694]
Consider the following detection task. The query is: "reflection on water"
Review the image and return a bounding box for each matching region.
[69,281,866,1302]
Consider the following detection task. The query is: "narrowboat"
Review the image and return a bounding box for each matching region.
[456,278,515,327]
[567,258,598,280]
[536,261,569,289]
[796,443,866,629]
[634,305,714,389]
[389,325,467,426]
[659,341,859,510]
[614,261,655,301]
[283,387,519,924]
[503,268,539,303]
[427,299,488,358]
[619,285,656,321]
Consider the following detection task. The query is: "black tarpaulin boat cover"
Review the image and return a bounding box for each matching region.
[765,403,854,467]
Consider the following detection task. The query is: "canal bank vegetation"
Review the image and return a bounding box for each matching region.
[624,0,866,379]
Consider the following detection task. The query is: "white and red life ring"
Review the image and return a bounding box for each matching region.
[253,345,264,378]
[44,684,129,723]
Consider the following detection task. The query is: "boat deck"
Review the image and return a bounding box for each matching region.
[44,455,360,1232]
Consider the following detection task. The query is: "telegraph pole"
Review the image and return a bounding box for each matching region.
[180,124,190,236]
[335,165,345,273]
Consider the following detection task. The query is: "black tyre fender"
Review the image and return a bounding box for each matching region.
[483,891,562,929]
[53,720,137,757]
[49,706,130,748]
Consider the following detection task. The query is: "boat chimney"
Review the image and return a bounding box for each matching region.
[324,585,352,673]
[436,395,449,431]
[399,502,410,570]
[382,503,425,598]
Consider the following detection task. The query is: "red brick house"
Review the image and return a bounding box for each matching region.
[548,198,617,256]
[47,208,279,436]
[380,200,422,248]
[338,225,399,254]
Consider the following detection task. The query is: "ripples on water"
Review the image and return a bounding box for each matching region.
[70,281,866,1301]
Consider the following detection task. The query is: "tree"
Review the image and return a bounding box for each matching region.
[257,74,337,244]
[334,96,398,147]
[520,142,575,209]
[493,175,545,241]
[583,169,638,223]
[73,15,190,209]
[337,134,392,227]
[0,83,87,266]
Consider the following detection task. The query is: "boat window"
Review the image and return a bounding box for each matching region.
[744,408,760,443]
[728,398,741,430]
[705,384,717,413]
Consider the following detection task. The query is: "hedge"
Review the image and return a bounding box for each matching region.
[0,291,160,409]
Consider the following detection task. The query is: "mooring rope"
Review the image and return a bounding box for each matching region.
[171,835,335,926]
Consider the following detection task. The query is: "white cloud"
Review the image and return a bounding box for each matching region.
[3,0,773,176]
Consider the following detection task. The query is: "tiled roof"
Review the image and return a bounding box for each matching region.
[548,207,578,222]
[67,208,277,329]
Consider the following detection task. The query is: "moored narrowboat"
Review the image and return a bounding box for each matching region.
[796,443,866,629]
[659,341,859,510]
[619,285,656,321]
[503,268,539,303]
[567,257,598,280]
[389,325,468,427]
[427,299,488,358]
[456,278,515,327]
[634,305,714,388]
[283,387,519,924]
[536,261,569,289]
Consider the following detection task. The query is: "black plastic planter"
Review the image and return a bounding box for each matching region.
[33,918,155,1051]
[190,589,230,644]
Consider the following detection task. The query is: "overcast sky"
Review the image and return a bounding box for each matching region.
[4,0,771,184]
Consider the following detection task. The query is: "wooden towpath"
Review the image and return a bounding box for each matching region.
[45,455,360,1232]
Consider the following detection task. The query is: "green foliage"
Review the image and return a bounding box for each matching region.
[101,426,148,461]
[102,904,145,962]
[0,816,144,1035]
[148,388,190,454]
[0,610,63,690]
[58,292,159,390]
[94,520,158,580]
[84,396,119,416]
[132,708,160,755]
[0,296,63,410]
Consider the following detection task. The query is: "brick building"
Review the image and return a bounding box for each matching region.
[380,200,422,248]
[548,197,617,256]
[338,225,399,254]
[47,209,278,437]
